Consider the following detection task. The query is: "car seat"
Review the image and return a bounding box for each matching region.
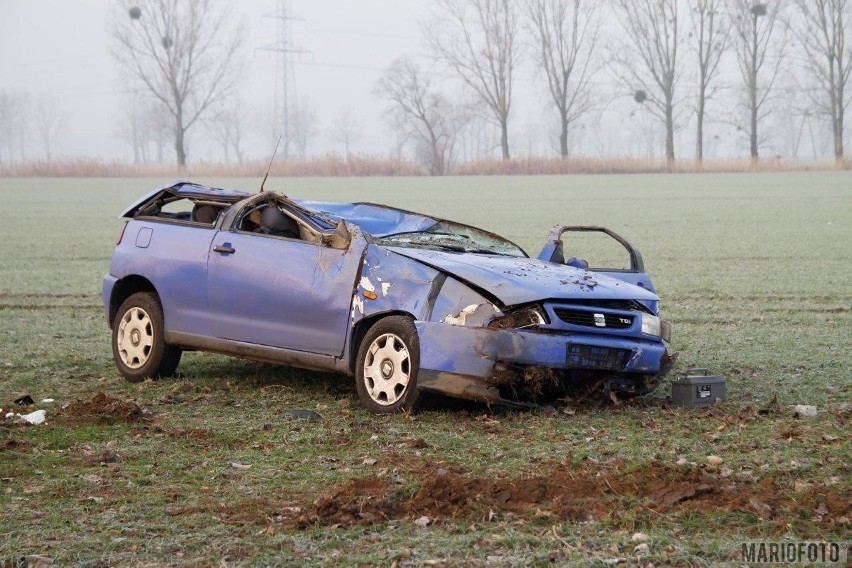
[260,206,300,238]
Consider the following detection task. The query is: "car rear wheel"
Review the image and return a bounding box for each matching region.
[112,292,181,382]
[355,316,420,413]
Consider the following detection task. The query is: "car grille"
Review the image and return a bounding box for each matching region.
[553,308,634,329]
[566,344,631,370]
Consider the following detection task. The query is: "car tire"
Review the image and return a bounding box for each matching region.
[355,316,420,413]
[112,292,182,382]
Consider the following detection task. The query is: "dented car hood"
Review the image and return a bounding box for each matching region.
[386,247,660,307]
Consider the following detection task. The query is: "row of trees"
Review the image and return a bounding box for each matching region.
[0,92,67,164]
[4,1,845,170]
[377,0,852,172]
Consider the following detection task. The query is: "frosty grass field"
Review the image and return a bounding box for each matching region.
[0,173,849,565]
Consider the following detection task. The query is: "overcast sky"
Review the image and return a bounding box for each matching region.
[0,1,839,163]
[0,0,441,161]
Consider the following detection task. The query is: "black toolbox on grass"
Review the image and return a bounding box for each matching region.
[671,368,726,408]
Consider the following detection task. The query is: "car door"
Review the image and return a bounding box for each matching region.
[206,217,366,356]
[537,226,656,292]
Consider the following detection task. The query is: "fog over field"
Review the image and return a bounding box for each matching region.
[1,0,850,168]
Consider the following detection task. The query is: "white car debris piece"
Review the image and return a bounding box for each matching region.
[20,409,47,425]
[793,405,817,417]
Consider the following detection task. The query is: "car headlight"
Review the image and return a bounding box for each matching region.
[641,313,661,337]
[487,306,547,330]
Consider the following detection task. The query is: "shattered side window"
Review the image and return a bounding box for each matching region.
[136,194,224,226]
[378,221,527,257]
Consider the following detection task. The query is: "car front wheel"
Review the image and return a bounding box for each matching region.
[355,316,420,413]
[112,292,181,382]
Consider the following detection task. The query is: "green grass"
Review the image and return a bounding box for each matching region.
[0,173,850,566]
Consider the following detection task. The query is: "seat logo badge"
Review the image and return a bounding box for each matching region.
[594,313,606,327]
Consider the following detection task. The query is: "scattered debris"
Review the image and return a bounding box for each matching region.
[21,409,47,425]
[230,462,252,470]
[14,395,34,406]
[363,458,378,466]
[758,393,779,415]
[706,455,724,466]
[281,409,323,422]
[793,405,817,418]
[631,533,649,543]
[634,542,650,554]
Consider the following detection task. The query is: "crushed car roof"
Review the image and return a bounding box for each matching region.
[293,200,437,237]
[119,180,251,218]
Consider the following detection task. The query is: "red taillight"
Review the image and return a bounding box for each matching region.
[116,222,127,246]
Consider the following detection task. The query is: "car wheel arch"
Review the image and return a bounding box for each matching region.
[110,275,158,328]
[348,310,417,374]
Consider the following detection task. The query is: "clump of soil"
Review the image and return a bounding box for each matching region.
[1,438,31,452]
[62,392,147,425]
[308,477,401,527]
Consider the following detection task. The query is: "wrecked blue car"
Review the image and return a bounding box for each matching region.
[103,181,673,412]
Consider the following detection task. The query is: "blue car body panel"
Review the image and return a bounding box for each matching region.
[105,182,673,406]
[207,229,366,356]
[292,200,437,237]
[385,247,659,308]
[109,221,219,336]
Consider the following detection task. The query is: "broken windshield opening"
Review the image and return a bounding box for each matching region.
[378,221,527,257]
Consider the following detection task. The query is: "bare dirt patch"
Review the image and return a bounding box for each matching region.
[281,462,850,533]
[60,392,148,425]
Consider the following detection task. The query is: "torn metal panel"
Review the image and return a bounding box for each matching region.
[431,276,501,327]
[352,245,443,323]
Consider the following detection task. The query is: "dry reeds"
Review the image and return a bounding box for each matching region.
[0,154,847,177]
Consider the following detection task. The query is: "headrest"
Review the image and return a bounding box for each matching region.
[192,205,219,224]
[261,206,299,235]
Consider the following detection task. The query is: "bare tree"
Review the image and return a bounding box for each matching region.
[290,101,319,159]
[110,0,244,167]
[34,95,67,162]
[426,0,518,160]
[116,96,159,164]
[207,98,249,164]
[731,0,786,159]
[0,91,30,163]
[688,0,731,162]
[329,109,361,159]
[791,0,852,162]
[0,92,14,164]
[526,0,602,158]
[376,56,466,175]
[613,0,685,163]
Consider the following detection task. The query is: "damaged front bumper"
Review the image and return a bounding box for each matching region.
[415,321,671,405]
